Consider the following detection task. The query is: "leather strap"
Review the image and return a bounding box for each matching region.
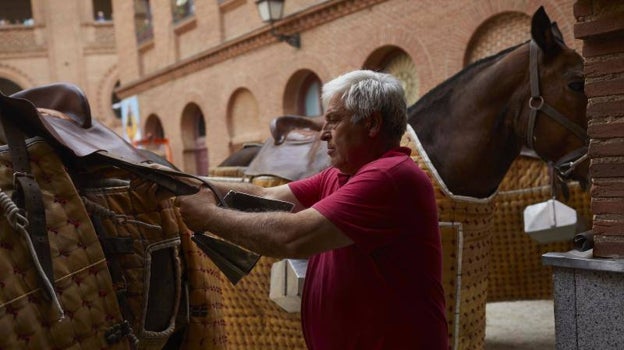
[526,41,540,149]
[89,151,228,206]
[91,214,139,347]
[0,110,55,300]
[526,40,589,180]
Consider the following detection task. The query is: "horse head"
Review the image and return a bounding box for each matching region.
[517,7,588,190]
[407,6,588,198]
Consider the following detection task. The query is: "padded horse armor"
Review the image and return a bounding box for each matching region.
[0,83,258,349]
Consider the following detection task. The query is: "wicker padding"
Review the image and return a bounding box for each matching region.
[217,256,306,349]
[179,172,306,349]
[208,166,247,178]
[249,176,290,188]
[488,157,591,301]
[0,140,130,349]
[177,228,229,349]
[177,239,305,350]
[401,129,495,350]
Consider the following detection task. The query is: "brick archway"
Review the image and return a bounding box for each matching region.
[226,88,262,154]
[464,11,531,66]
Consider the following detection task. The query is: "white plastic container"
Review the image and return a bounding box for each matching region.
[523,199,578,243]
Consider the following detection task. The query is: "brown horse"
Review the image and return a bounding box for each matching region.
[409,7,587,198]
[248,6,588,199]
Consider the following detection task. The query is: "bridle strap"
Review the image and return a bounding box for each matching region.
[555,147,589,177]
[526,41,540,149]
[527,40,589,149]
[526,40,589,178]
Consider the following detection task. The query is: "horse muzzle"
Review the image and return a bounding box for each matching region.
[553,146,589,190]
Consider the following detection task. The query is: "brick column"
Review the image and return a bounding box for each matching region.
[574,0,624,258]
[112,0,141,85]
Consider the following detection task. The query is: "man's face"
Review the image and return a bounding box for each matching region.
[320,97,371,175]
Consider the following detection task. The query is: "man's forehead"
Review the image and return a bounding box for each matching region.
[325,97,347,115]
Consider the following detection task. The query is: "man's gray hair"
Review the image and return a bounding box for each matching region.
[321,70,407,142]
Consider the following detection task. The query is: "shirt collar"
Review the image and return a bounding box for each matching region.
[337,172,351,186]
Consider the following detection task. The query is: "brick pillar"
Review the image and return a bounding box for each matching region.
[574,0,624,258]
[112,0,141,84]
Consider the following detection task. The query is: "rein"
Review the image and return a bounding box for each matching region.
[525,40,589,179]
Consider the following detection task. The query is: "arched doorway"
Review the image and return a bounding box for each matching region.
[363,47,420,106]
[135,114,172,162]
[283,69,323,116]
[226,88,262,154]
[180,103,208,175]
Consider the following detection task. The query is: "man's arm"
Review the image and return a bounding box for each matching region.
[176,186,353,259]
[200,177,307,212]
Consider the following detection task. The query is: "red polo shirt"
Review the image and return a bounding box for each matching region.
[289,147,448,350]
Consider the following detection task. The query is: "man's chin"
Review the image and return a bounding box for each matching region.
[329,158,340,168]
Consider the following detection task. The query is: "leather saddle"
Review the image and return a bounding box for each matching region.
[0,83,200,195]
[0,82,259,286]
[245,115,330,181]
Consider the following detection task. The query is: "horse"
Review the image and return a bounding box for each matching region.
[212,6,588,350]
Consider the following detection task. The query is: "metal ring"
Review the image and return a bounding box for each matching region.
[529,96,544,110]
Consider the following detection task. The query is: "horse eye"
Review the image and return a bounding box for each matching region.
[568,81,584,92]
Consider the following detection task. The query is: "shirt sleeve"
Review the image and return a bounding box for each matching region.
[287,169,327,208]
[312,167,403,253]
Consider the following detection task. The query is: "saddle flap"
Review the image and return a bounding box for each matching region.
[0,89,139,160]
[0,84,203,196]
[10,83,92,128]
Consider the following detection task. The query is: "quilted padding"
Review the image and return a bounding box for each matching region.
[0,138,129,349]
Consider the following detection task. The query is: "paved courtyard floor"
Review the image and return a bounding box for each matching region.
[485,299,555,350]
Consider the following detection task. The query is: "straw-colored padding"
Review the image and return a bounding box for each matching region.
[488,156,591,301]
[183,176,306,350]
[208,166,247,178]
[402,128,495,350]
[250,176,290,188]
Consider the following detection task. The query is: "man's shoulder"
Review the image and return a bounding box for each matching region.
[365,149,422,175]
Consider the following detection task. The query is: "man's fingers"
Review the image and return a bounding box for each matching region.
[174,189,219,233]
[130,178,176,202]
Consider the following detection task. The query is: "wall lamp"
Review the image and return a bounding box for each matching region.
[255,0,301,48]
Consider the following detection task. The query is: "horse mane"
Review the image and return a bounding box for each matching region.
[408,42,526,120]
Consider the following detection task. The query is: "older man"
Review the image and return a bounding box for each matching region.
[177,70,448,349]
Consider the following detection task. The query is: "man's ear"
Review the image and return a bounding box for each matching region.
[367,112,382,137]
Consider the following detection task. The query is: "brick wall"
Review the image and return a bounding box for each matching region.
[114,0,583,166]
[575,0,624,258]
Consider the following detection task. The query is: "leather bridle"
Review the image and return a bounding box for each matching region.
[525,40,589,180]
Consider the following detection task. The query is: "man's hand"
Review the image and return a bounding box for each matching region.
[175,186,218,232]
[128,162,197,203]
[129,177,176,203]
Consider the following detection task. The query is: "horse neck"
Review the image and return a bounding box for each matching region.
[409,45,531,198]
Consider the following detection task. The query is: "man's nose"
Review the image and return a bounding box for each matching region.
[320,123,331,140]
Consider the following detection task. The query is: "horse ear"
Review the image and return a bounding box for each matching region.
[552,22,565,44]
[531,6,560,54]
